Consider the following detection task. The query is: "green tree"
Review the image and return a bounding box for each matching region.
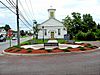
[33,21,40,39]
[97,23,100,29]
[82,14,96,31]
[63,15,73,34]
[71,12,82,34]
[20,30,26,37]
[4,24,11,31]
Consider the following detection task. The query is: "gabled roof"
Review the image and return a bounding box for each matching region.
[40,18,63,27]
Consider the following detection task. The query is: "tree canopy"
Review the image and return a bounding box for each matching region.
[4,24,11,31]
[63,12,97,35]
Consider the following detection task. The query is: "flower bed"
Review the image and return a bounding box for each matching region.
[4,43,98,54]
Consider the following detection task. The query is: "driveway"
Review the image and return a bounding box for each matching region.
[0,41,100,75]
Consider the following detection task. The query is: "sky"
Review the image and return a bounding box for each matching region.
[0,0,100,31]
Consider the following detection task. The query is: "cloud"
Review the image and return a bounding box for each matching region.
[0,0,100,30]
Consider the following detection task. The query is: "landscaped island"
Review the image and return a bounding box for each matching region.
[3,40,98,55]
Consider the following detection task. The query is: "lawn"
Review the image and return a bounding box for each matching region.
[21,39,67,45]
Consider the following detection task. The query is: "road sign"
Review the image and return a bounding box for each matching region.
[7,29,13,37]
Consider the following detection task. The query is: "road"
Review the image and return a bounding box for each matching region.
[0,36,32,53]
[0,41,100,75]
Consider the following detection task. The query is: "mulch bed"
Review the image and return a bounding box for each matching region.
[4,43,98,54]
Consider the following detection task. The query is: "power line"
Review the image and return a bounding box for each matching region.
[8,0,36,27]
[0,6,14,8]
[19,11,32,27]
[5,0,32,29]
[7,0,16,8]
[0,1,16,14]
[0,1,32,30]
[29,0,35,19]
[9,0,33,27]
[25,0,33,21]
[20,18,32,29]
[19,0,33,24]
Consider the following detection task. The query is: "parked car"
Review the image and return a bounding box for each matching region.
[12,36,17,40]
[0,35,6,42]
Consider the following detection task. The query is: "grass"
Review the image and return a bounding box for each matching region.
[13,45,20,48]
[20,36,28,38]
[21,38,75,45]
[21,39,48,45]
[57,39,66,44]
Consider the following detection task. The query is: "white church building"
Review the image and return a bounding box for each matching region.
[38,8,67,39]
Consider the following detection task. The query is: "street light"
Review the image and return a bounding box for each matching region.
[42,26,44,43]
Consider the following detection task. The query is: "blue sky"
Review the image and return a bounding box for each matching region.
[0,0,100,31]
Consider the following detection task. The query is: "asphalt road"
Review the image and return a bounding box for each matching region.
[0,36,32,53]
[0,41,100,75]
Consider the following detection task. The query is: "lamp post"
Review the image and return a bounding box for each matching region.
[42,26,44,43]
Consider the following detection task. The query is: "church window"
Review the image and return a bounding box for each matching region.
[58,29,60,35]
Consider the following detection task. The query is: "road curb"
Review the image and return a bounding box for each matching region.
[2,47,100,56]
[0,53,4,56]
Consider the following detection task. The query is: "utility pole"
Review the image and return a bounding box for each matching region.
[16,0,20,47]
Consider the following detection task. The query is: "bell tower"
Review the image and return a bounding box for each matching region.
[48,7,56,19]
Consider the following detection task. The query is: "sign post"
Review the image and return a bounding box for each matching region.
[8,29,13,47]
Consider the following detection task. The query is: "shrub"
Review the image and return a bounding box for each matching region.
[61,49,70,52]
[20,48,25,49]
[27,50,32,53]
[79,47,86,51]
[67,47,73,49]
[87,43,92,46]
[75,31,86,41]
[15,49,21,52]
[93,46,98,48]
[86,31,96,41]
[86,45,95,49]
[95,29,100,40]
[26,48,33,50]
[39,48,45,50]
[45,49,52,52]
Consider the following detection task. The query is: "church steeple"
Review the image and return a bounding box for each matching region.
[48,7,56,19]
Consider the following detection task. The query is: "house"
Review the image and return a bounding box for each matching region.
[38,8,67,39]
[0,27,6,36]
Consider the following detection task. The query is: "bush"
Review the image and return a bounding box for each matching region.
[95,29,100,40]
[27,50,32,53]
[26,48,33,50]
[75,31,86,40]
[76,31,96,41]
[39,48,45,50]
[79,46,86,51]
[45,49,52,52]
[15,49,21,52]
[86,31,96,41]
[61,49,70,52]
[67,47,73,49]
[20,48,25,49]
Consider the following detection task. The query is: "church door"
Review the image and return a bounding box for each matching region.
[51,32,54,39]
